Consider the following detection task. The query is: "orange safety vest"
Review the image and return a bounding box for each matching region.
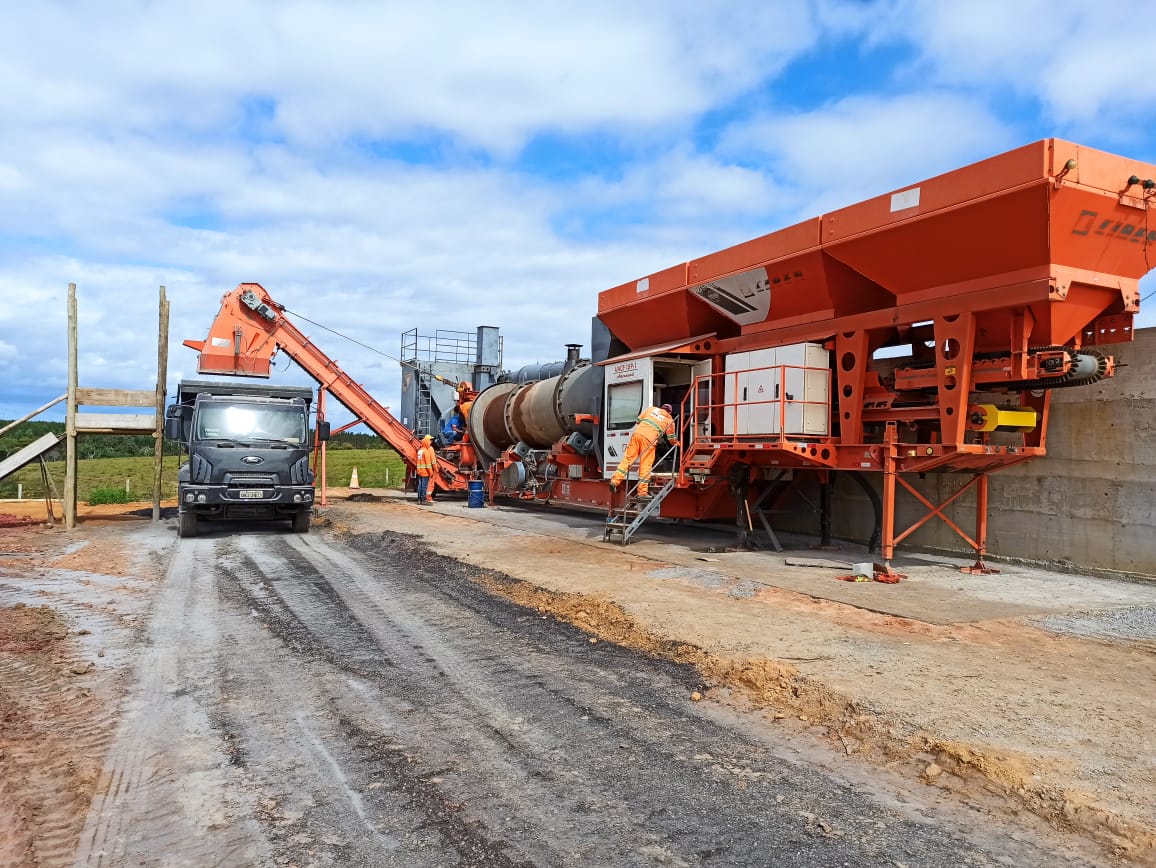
[636,406,675,442]
[416,444,436,477]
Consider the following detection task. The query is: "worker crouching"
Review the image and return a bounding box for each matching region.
[609,403,675,498]
[415,434,436,503]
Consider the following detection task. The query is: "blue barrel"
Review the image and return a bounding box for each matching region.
[468,480,486,508]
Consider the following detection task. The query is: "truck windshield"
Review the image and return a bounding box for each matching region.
[196,404,307,444]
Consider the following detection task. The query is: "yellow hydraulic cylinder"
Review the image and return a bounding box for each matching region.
[967,404,1038,433]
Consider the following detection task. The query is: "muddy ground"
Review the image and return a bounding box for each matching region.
[0,496,1152,866]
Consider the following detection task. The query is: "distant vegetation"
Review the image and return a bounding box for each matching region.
[86,486,131,505]
[0,416,405,501]
[0,419,389,462]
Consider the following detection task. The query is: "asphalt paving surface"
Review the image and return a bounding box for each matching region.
[74,524,1101,867]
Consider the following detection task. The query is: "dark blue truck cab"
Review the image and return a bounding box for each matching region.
[166,380,329,538]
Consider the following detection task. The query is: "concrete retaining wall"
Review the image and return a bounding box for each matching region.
[773,327,1156,576]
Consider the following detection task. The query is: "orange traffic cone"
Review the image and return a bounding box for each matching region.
[349,467,360,489]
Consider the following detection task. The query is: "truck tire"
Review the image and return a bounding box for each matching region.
[291,509,311,534]
[178,510,198,538]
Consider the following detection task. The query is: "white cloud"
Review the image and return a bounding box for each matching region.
[0,0,822,153]
[875,2,1156,142]
[718,91,1014,215]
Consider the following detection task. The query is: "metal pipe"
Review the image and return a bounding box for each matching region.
[564,344,582,373]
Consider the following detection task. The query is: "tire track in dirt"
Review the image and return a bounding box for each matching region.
[218,529,1095,867]
[73,538,270,868]
[210,537,530,866]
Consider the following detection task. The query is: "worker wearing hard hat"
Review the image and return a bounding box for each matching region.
[415,434,436,503]
[609,403,676,498]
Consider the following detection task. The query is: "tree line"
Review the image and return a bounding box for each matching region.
[0,420,387,462]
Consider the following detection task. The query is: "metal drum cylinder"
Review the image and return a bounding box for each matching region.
[466,363,602,465]
[468,381,518,464]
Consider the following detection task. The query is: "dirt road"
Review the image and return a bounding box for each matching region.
[0,513,1113,867]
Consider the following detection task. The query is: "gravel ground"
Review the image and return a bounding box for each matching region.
[1033,605,1156,645]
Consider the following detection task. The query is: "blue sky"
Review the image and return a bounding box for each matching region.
[2,0,1155,425]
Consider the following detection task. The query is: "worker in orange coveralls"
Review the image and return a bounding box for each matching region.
[609,403,676,498]
[415,434,436,503]
[456,380,475,437]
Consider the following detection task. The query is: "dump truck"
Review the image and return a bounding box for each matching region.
[165,379,330,537]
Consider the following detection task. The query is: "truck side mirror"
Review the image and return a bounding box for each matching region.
[164,406,185,442]
[316,421,331,442]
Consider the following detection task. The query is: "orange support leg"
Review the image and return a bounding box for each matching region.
[960,473,1000,575]
[880,423,898,572]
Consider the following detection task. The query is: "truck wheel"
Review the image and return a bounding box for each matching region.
[178,510,198,538]
[291,510,311,534]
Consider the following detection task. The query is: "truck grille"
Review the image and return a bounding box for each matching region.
[226,474,276,488]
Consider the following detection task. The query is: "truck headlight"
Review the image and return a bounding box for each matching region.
[185,493,194,503]
[197,494,207,503]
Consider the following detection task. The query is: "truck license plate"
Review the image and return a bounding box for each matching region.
[238,490,265,499]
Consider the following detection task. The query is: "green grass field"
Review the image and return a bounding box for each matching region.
[0,448,407,503]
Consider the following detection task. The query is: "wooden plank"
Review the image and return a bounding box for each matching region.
[75,388,157,407]
[0,433,61,483]
[75,413,156,433]
[0,395,67,438]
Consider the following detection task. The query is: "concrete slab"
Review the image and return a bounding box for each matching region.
[413,492,1156,626]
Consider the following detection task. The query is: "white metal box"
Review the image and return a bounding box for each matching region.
[722,343,829,436]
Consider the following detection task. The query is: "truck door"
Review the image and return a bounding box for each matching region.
[602,357,652,479]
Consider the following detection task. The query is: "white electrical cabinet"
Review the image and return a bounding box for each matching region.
[722,343,829,436]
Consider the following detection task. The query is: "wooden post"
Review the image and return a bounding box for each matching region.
[64,283,78,530]
[152,286,169,521]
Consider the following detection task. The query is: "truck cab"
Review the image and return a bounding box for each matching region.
[165,380,329,538]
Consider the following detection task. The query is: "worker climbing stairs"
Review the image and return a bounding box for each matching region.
[603,475,677,545]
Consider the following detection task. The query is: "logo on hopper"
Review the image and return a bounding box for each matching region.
[242,456,264,465]
[689,266,776,326]
[1072,209,1156,242]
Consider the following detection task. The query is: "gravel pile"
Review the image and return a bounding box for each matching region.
[1033,605,1156,643]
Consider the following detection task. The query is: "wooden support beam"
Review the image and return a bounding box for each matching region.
[65,283,77,531]
[74,413,156,433]
[153,286,169,521]
[0,394,67,438]
[75,388,157,407]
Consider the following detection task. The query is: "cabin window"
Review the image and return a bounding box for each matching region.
[607,381,644,430]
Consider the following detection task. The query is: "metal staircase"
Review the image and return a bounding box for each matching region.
[603,475,677,545]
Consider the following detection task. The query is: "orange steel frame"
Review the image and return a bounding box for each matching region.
[591,139,1155,569]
